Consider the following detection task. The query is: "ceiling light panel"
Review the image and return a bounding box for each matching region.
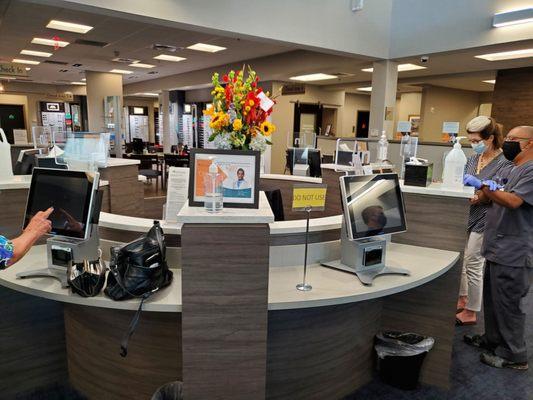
[357,87,372,92]
[13,58,40,65]
[493,7,533,27]
[70,81,86,85]
[154,54,187,62]
[136,92,159,96]
[483,80,496,84]
[475,48,533,61]
[20,50,52,57]
[32,37,69,47]
[129,63,155,68]
[110,69,133,74]
[187,43,227,53]
[46,20,94,34]
[362,63,426,72]
[289,73,337,82]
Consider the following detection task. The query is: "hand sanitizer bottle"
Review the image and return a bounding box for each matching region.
[442,136,467,191]
[204,159,223,213]
[377,131,389,162]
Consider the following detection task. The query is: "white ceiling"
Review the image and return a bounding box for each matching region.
[0,0,293,85]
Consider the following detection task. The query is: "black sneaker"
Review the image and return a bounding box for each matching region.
[480,352,529,370]
[464,334,494,351]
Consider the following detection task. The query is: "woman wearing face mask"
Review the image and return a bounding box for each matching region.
[456,116,511,326]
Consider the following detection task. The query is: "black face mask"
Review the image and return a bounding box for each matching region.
[502,141,522,161]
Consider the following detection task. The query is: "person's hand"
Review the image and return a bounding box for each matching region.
[463,174,482,189]
[470,194,481,205]
[24,207,53,241]
[481,180,502,192]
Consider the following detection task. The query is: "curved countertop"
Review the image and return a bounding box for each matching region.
[0,175,109,190]
[0,242,459,312]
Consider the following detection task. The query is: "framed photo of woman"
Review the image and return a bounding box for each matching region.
[188,149,261,209]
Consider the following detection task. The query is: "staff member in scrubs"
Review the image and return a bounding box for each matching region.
[463,125,533,370]
[456,116,510,325]
[0,208,52,269]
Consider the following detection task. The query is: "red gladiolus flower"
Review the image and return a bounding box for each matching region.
[223,74,229,83]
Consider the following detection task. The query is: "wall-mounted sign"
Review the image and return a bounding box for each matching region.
[385,106,394,121]
[397,121,412,133]
[282,83,305,95]
[45,92,74,101]
[0,63,28,77]
[46,103,61,112]
[442,121,460,134]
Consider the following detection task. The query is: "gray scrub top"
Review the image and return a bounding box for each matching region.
[481,160,533,267]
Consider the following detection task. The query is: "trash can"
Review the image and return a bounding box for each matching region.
[151,381,183,400]
[375,331,435,390]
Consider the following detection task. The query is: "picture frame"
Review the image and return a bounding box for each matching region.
[188,148,261,209]
[408,114,420,134]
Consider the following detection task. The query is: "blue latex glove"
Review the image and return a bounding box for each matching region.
[463,174,482,189]
[481,180,502,192]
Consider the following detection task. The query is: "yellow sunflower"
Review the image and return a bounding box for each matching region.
[259,121,276,136]
[233,118,243,132]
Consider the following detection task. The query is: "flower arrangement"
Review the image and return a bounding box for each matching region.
[204,66,276,152]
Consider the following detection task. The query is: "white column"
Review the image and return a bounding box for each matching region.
[159,90,171,153]
[369,60,398,139]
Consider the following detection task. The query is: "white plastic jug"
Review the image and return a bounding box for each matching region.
[0,128,14,179]
[442,136,467,191]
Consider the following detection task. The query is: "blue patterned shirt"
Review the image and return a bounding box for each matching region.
[0,235,14,269]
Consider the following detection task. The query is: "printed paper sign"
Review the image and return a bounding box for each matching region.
[442,121,460,134]
[397,121,412,133]
[165,167,190,222]
[292,184,327,211]
[257,91,274,112]
[13,129,28,144]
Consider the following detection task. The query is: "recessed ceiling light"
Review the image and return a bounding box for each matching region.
[31,37,69,47]
[20,49,52,58]
[70,81,86,85]
[187,43,226,53]
[362,63,427,72]
[483,79,496,84]
[493,8,533,27]
[129,63,155,68]
[357,87,372,92]
[81,78,86,81]
[153,54,187,62]
[135,92,159,96]
[46,20,94,34]
[475,48,533,61]
[12,58,40,65]
[110,69,133,74]
[25,67,31,71]
[289,73,337,82]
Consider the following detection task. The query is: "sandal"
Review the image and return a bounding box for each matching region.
[456,317,476,326]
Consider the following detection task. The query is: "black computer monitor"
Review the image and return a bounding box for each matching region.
[14,149,39,175]
[336,150,354,166]
[23,168,100,239]
[132,138,144,154]
[35,156,68,169]
[340,174,406,240]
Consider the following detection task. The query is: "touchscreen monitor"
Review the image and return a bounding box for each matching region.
[23,168,99,239]
[340,174,406,240]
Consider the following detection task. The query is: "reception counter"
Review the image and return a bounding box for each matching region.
[0,171,473,399]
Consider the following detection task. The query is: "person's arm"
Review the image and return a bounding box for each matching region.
[480,187,524,209]
[470,190,491,205]
[6,207,53,267]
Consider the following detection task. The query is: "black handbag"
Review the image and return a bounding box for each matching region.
[105,220,173,356]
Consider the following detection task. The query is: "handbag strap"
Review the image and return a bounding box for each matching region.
[120,293,150,357]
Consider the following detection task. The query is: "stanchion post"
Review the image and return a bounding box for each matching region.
[296,206,312,291]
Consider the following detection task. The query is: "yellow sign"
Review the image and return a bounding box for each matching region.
[292,185,327,211]
[0,63,28,77]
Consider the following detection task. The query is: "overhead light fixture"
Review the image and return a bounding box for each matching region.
[154,54,186,62]
[70,81,86,85]
[129,63,155,68]
[357,86,372,92]
[187,43,227,53]
[81,78,86,81]
[493,7,533,27]
[475,48,533,61]
[12,58,40,65]
[31,37,69,47]
[483,79,496,84]
[136,92,159,96]
[110,69,133,74]
[289,73,337,82]
[46,19,94,34]
[20,49,52,58]
[362,63,427,72]
[25,67,31,71]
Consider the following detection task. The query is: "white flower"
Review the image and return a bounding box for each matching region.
[213,132,232,150]
[250,134,267,153]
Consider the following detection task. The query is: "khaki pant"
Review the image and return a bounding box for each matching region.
[459,231,485,312]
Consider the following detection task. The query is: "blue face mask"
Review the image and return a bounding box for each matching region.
[472,141,486,154]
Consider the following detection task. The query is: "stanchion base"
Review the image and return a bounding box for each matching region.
[296,283,312,291]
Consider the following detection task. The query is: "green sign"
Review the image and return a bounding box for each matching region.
[8,114,15,120]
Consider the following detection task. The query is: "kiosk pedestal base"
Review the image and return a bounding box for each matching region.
[321,260,410,286]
